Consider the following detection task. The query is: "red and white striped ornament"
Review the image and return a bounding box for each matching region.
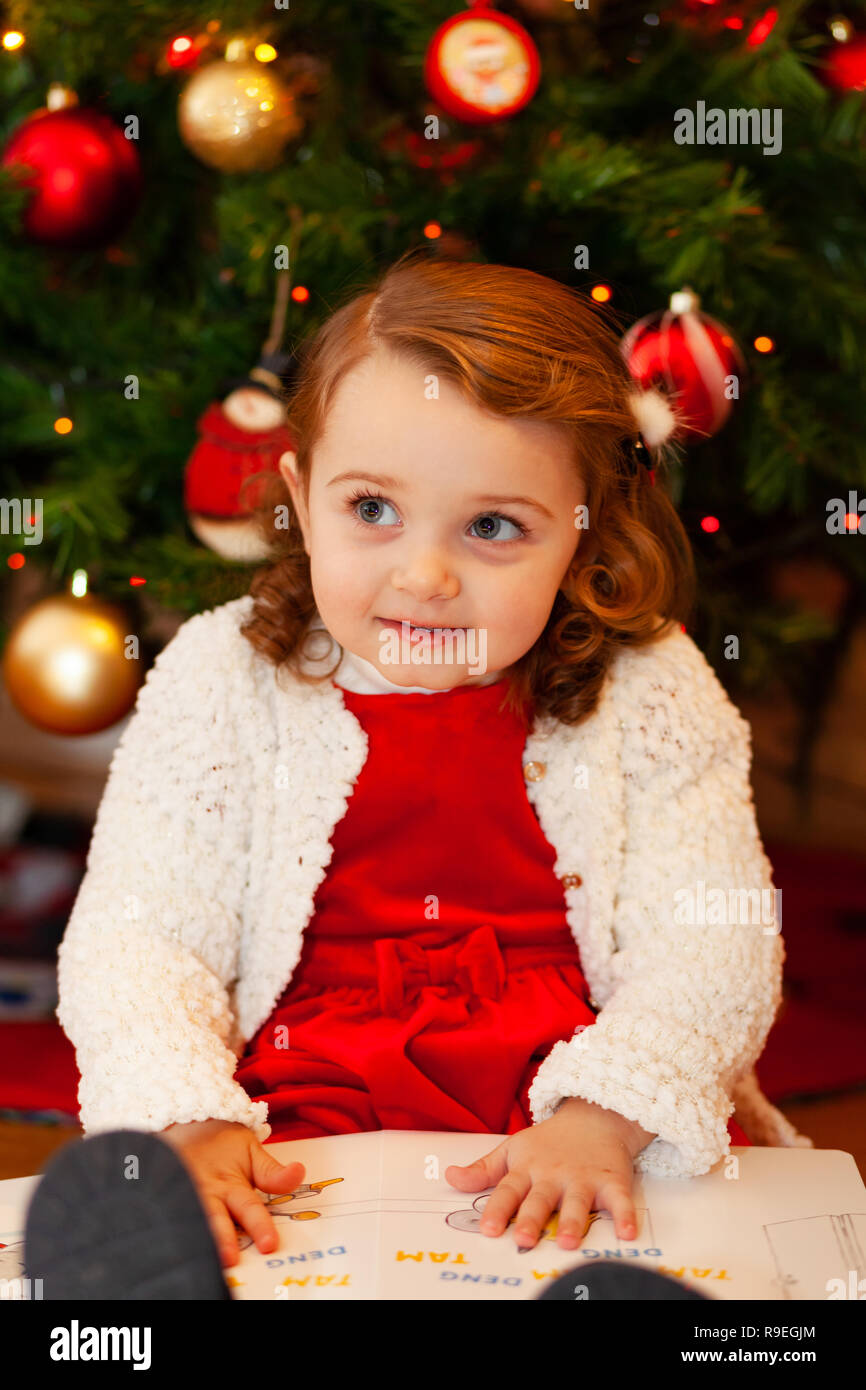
[620,288,746,443]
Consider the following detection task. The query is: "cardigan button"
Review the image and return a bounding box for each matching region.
[523,761,546,782]
[560,873,583,890]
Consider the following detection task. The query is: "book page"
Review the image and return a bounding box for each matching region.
[225,1129,383,1301]
[373,1136,866,1300]
[1,1138,863,1301]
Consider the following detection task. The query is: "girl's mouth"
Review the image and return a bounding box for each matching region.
[377,618,466,638]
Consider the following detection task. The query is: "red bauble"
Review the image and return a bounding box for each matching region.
[1,105,142,248]
[822,35,866,92]
[424,3,541,125]
[620,289,746,443]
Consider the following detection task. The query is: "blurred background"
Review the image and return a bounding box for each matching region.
[0,0,864,1182]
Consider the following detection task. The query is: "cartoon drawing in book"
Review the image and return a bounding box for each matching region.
[445,1193,652,1252]
[236,1176,345,1251]
[764,1212,866,1301]
[0,1239,25,1282]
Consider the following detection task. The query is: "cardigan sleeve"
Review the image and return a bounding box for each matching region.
[527,636,791,1179]
[56,606,272,1144]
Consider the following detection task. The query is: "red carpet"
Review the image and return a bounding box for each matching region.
[1,841,863,1123]
[753,841,866,1100]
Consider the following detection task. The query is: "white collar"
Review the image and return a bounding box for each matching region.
[301,616,504,695]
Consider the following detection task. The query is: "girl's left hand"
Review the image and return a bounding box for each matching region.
[444,1097,653,1251]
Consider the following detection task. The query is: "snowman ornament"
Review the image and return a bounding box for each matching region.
[184,355,296,562]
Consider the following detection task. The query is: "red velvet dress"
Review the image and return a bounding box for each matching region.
[234,674,751,1147]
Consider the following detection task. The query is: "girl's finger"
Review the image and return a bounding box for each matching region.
[200,1194,243,1269]
[445,1140,509,1191]
[477,1169,533,1239]
[509,1179,567,1249]
[597,1180,638,1242]
[250,1148,305,1197]
[222,1181,280,1256]
[555,1189,596,1249]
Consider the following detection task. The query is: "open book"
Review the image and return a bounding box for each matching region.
[1,1131,863,1300]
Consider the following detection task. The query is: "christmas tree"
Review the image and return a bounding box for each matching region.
[1,0,865,762]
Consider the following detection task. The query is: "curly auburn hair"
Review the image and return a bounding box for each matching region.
[239,248,696,729]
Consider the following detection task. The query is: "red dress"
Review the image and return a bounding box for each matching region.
[234,674,752,1148]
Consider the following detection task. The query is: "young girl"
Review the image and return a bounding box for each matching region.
[56,250,810,1273]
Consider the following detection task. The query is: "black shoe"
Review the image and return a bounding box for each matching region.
[24,1128,231,1300]
[537,1259,711,1300]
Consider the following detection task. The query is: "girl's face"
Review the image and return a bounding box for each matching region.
[278,345,585,689]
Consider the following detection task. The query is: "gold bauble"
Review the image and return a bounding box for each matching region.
[2,592,142,736]
[178,59,302,172]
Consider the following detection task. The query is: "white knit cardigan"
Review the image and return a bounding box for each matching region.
[56,594,812,1179]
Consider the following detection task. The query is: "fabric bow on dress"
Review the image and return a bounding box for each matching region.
[375,923,506,1015]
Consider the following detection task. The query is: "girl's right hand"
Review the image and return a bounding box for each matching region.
[160,1118,306,1268]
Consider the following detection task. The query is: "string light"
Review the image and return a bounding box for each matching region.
[54,417,73,434]
[591,284,612,303]
[423,222,442,239]
[291,285,309,302]
[830,17,853,42]
[255,44,277,63]
[753,336,774,353]
[747,8,778,47]
[166,34,205,69]
[700,515,720,533]
[7,554,25,570]
[2,30,25,50]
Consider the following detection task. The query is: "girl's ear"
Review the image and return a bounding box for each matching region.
[278,449,311,554]
[278,449,299,490]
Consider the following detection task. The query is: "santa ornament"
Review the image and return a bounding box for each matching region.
[184,351,297,562]
[424,2,541,124]
[620,288,746,443]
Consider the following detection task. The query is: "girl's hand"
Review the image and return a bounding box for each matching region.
[161,1118,306,1269]
[445,1098,654,1251]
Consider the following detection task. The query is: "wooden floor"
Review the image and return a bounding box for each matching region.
[2,1087,865,1185]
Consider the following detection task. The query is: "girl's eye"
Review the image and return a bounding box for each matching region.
[345,490,528,543]
[349,493,399,527]
[468,513,526,542]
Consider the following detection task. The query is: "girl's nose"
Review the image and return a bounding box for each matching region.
[391,556,460,603]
